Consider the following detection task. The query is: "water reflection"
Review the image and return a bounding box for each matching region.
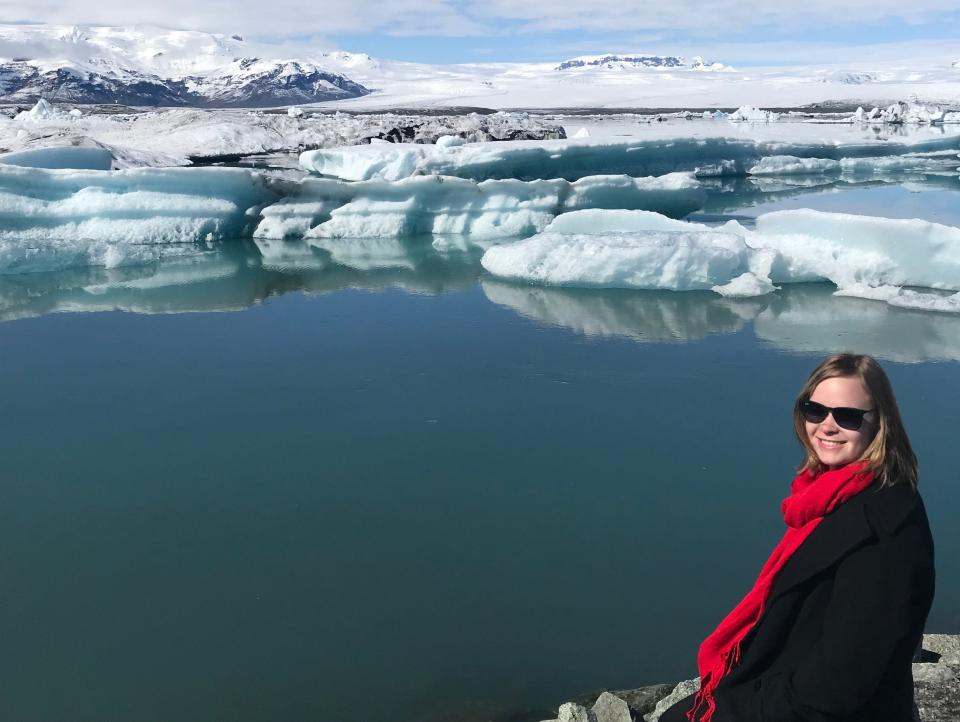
[484,279,960,363]
[481,279,764,342]
[3,244,960,363]
[698,173,960,217]
[0,241,479,321]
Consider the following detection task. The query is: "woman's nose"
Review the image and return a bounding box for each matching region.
[820,413,840,432]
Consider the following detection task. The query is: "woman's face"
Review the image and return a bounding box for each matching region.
[806,376,877,470]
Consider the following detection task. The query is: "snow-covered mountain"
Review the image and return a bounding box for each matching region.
[0,24,370,107]
[555,54,727,72]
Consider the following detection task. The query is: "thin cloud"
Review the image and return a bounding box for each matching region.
[3,0,959,44]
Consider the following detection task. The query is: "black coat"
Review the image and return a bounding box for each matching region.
[660,481,935,722]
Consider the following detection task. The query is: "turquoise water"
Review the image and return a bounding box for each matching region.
[0,183,958,722]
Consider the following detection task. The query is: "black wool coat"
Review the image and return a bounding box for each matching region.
[660,481,935,722]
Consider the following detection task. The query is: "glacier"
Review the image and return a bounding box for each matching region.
[299,134,960,182]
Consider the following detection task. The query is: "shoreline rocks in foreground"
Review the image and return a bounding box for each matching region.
[535,634,959,722]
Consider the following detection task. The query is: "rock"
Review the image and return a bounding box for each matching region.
[591,692,631,722]
[609,685,675,717]
[924,634,960,666]
[914,663,957,684]
[914,664,960,721]
[644,678,700,722]
[557,702,590,722]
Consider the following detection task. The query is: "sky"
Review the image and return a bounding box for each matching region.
[4,0,960,65]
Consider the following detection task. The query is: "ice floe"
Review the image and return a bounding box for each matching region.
[301,134,960,182]
[0,165,275,273]
[480,207,960,311]
[253,173,704,241]
[481,229,749,290]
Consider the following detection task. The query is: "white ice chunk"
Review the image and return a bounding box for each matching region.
[543,208,706,234]
[712,271,778,297]
[748,156,840,175]
[729,105,780,122]
[481,230,749,290]
[0,146,113,170]
[436,135,466,148]
[301,134,960,182]
[755,209,960,290]
[254,173,704,241]
[834,284,960,313]
[483,207,960,308]
[0,165,275,274]
[747,154,948,176]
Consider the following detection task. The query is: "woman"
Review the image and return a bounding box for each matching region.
[659,353,935,722]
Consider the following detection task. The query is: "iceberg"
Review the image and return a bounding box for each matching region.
[480,208,960,310]
[481,229,749,291]
[746,154,955,177]
[254,173,704,241]
[0,165,276,274]
[299,134,960,182]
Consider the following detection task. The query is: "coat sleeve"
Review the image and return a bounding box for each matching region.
[757,515,935,721]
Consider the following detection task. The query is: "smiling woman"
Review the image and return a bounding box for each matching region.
[660,353,934,722]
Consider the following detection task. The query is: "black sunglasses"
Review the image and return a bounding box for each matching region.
[801,400,874,431]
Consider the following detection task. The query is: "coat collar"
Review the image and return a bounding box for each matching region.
[768,480,918,604]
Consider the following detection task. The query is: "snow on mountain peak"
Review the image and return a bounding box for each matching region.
[0,23,369,107]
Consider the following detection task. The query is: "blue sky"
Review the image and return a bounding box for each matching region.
[9,0,960,66]
[331,13,960,65]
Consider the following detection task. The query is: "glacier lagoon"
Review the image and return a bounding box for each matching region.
[1,123,960,722]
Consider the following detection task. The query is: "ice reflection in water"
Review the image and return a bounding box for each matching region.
[4,241,960,364]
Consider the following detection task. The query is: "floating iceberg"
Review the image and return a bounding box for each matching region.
[728,106,780,122]
[480,208,960,310]
[0,165,275,274]
[299,134,960,182]
[254,173,704,241]
[481,229,749,290]
[746,154,955,177]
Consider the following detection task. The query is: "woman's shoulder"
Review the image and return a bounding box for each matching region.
[859,482,933,567]
[861,480,924,536]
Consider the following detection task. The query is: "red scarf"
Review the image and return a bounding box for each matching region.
[686,462,875,722]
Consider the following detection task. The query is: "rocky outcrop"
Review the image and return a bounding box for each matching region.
[541,634,960,722]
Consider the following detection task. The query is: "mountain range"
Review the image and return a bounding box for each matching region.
[0,24,371,107]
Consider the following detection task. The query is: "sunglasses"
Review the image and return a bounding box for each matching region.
[801,400,874,431]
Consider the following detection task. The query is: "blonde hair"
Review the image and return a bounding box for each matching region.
[793,354,918,490]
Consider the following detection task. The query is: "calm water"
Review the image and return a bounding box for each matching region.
[0,179,958,722]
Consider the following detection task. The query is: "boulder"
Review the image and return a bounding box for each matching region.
[591,692,631,722]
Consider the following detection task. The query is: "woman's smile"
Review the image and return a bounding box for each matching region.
[805,376,875,469]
